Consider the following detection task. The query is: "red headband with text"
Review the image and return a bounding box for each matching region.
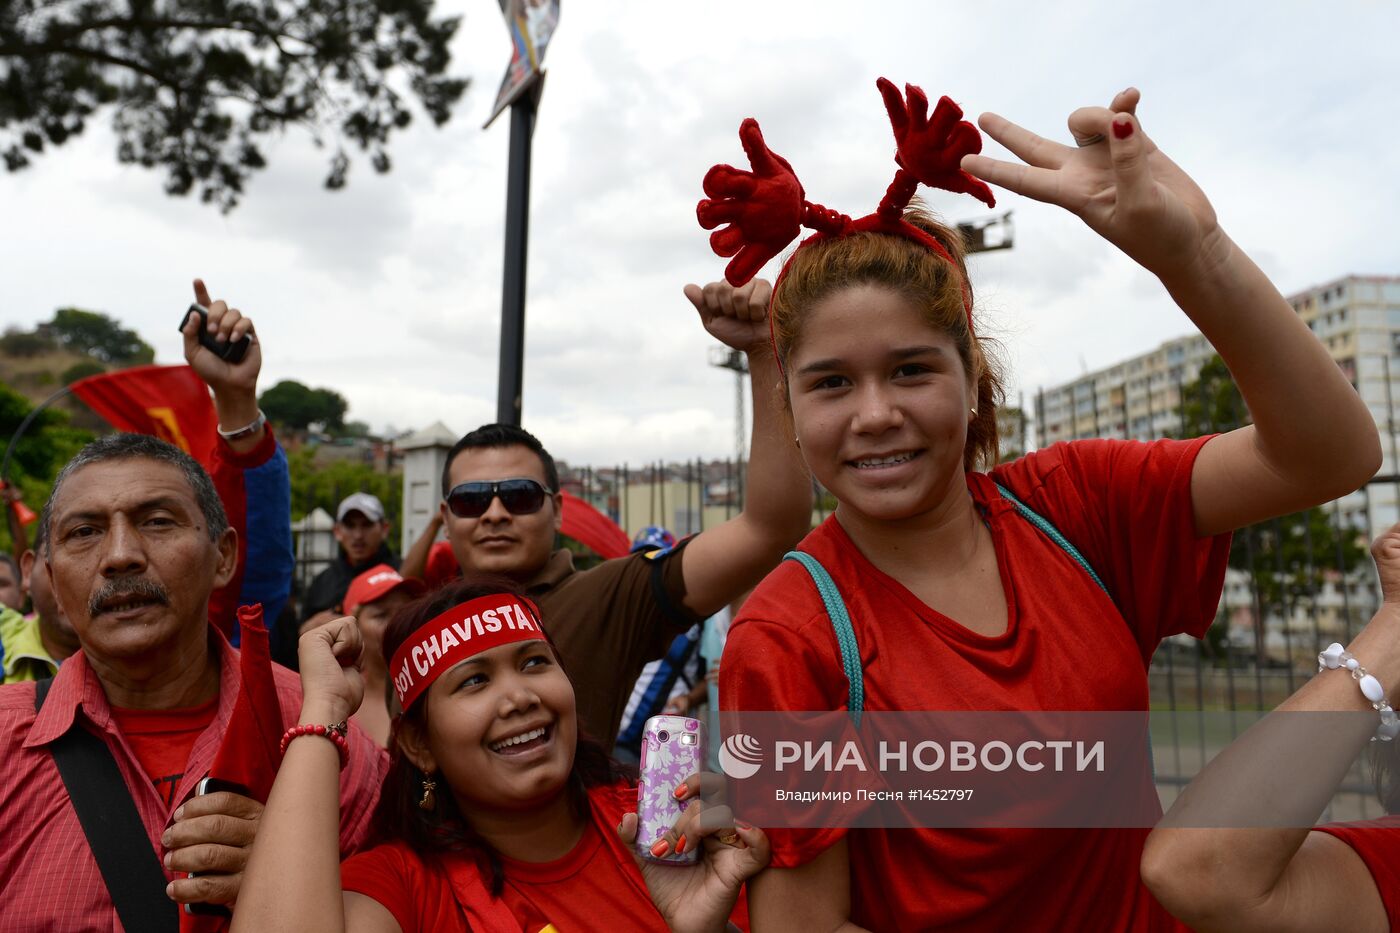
[388,594,547,711]
[697,79,995,367]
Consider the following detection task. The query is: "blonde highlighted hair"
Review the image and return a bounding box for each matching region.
[770,204,1005,470]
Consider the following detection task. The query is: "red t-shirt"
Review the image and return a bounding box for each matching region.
[109,696,220,807]
[1314,816,1400,929]
[722,438,1230,932]
[341,781,666,932]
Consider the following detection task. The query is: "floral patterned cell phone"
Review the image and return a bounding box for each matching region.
[636,714,707,864]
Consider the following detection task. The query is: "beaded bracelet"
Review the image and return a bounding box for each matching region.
[1318,643,1400,742]
[280,721,350,768]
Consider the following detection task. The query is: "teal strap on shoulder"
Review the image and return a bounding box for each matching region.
[994,483,1110,597]
[784,550,864,727]
[995,483,1157,779]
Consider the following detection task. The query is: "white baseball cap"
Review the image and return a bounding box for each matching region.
[336,492,386,523]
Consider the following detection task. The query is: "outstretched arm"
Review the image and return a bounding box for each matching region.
[963,89,1381,537]
[675,279,813,617]
[1141,525,1400,932]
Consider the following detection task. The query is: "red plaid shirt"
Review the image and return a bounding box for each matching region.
[0,631,387,932]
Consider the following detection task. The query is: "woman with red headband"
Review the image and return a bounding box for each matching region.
[708,80,1382,929]
[233,578,768,932]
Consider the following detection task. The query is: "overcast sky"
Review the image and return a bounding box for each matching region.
[3,0,1397,465]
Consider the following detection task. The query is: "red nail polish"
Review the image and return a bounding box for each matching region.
[673,784,690,800]
[676,834,687,855]
[1112,119,1133,140]
[650,839,670,857]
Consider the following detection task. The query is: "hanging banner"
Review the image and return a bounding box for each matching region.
[485,0,559,127]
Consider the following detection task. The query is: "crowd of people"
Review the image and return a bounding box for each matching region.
[1,80,1398,931]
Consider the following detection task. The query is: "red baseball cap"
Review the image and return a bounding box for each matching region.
[343,564,424,614]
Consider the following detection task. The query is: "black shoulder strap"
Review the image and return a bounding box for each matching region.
[34,678,179,933]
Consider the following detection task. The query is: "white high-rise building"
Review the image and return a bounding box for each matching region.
[1035,275,1400,532]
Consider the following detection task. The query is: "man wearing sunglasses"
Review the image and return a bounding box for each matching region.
[438,278,813,748]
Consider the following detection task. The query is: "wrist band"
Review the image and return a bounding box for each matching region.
[217,409,265,441]
[280,721,350,768]
[1318,643,1400,741]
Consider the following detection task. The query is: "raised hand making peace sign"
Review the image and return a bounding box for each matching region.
[961,88,1226,283]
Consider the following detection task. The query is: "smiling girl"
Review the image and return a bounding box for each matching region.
[708,80,1382,930]
[232,578,767,932]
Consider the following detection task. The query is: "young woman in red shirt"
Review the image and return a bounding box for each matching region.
[706,79,1382,930]
[233,578,768,932]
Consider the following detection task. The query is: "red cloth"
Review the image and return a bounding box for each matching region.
[559,491,629,561]
[0,630,388,931]
[109,697,219,808]
[341,782,665,933]
[206,605,285,803]
[1313,816,1400,929]
[70,365,218,468]
[721,438,1231,932]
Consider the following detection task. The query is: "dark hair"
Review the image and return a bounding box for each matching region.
[0,553,17,581]
[770,202,1006,470]
[41,433,229,543]
[372,575,626,895]
[440,424,560,498]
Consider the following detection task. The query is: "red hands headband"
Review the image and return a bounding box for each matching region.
[697,78,994,348]
[388,594,548,711]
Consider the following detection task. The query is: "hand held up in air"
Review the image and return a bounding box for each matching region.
[295,615,365,726]
[618,770,770,933]
[684,278,774,357]
[960,88,1228,284]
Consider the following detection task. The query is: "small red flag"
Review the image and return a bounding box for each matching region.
[69,365,218,469]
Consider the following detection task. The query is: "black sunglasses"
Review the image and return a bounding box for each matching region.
[445,478,554,519]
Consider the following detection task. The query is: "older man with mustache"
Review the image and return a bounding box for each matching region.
[0,283,385,932]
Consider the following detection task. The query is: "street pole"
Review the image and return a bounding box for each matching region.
[496,77,542,426]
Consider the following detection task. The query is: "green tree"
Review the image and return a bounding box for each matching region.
[259,379,347,432]
[286,447,399,529]
[0,326,55,357]
[0,383,95,553]
[61,360,106,385]
[1179,354,1367,663]
[49,307,154,364]
[0,0,469,211]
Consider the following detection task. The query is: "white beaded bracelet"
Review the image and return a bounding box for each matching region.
[1318,643,1400,741]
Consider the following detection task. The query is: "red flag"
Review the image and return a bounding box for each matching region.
[208,604,285,803]
[180,604,284,933]
[559,491,629,560]
[69,365,218,468]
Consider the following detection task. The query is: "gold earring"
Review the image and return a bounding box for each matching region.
[418,775,437,811]
[794,435,801,449]
[969,407,978,417]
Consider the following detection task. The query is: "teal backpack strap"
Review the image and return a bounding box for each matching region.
[784,551,864,727]
[995,483,1156,779]
[994,483,1110,597]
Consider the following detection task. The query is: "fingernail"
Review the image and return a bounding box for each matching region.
[163,852,172,868]
[173,806,184,821]
[166,882,176,899]
[650,839,670,857]
[735,819,753,830]
[1112,119,1133,140]
[676,834,687,855]
[673,784,690,800]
